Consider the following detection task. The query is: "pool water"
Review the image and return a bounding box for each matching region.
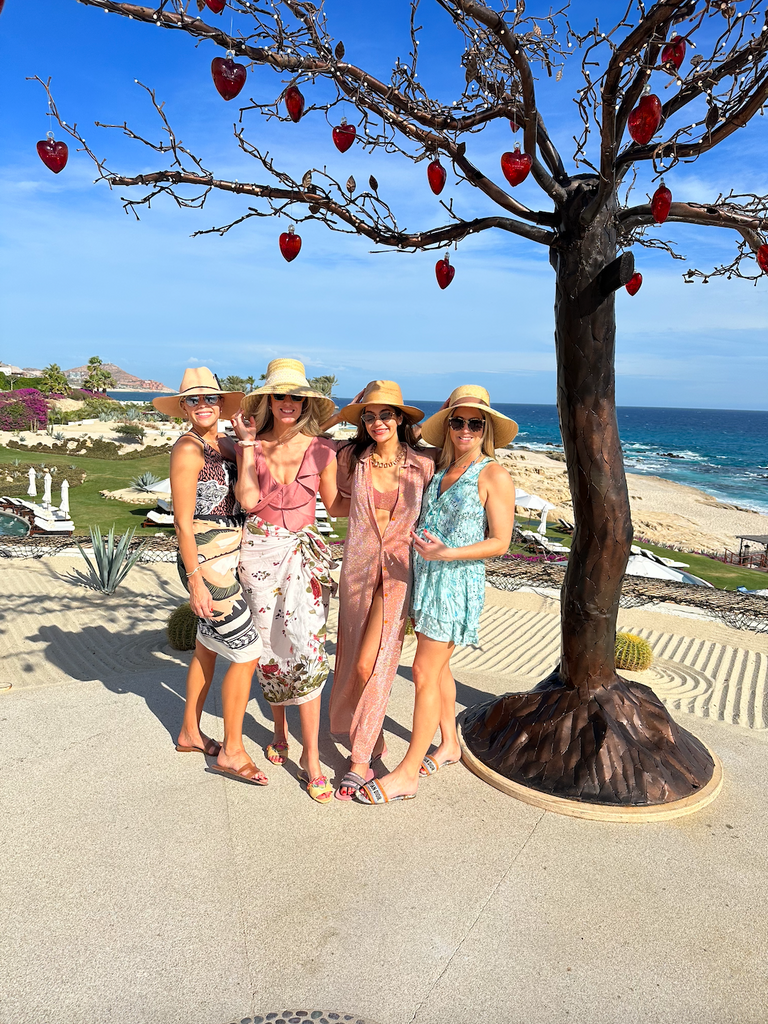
[0,511,31,537]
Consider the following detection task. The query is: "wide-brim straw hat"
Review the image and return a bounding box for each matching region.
[421,385,518,448]
[152,367,244,418]
[338,380,424,425]
[244,358,336,421]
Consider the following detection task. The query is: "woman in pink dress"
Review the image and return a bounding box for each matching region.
[327,381,434,800]
[234,359,339,804]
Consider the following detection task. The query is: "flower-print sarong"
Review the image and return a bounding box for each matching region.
[238,514,337,706]
[178,515,263,664]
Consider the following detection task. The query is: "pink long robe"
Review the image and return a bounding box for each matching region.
[329,444,435,763]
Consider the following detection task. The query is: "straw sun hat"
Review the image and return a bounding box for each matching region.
[243,358,336,421]
[421,385,518,448]
[152,367,244,419]
[338,380,424,425]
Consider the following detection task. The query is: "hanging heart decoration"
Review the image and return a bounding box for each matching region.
[205,0,226,12]
[332,121,356,153]
[427,159,447,195]
[37,137,68,174]
[500,143,532,187]
[279,225,302,262]
[509,112,521,133]
[757,244,768,274]
[211,55,247,101]
[435,254,455,290]
[661,33,686,72]
[627,92,662,146]
[625,272,643,296]
[285,85,305,123]
[651,181,672,224]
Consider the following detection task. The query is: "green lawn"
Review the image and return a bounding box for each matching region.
[0,446,171,535]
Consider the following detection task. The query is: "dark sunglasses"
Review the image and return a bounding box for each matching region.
[448,416,485,433]
[273,393,304,402]
[361,410,398,425]
[183,394,222,407]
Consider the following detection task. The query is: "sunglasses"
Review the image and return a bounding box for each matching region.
[448,416,485,433]
[272,393,305,403]
[361,410,398,425]
[183,394,222,407]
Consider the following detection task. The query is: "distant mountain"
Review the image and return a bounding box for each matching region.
[63,362,173,392]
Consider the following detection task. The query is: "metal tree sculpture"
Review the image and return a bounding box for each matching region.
[43,0,768,808]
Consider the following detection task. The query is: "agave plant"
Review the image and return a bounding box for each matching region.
[76,525,148,595]
[131,471,163,492]
[54,431,65,441]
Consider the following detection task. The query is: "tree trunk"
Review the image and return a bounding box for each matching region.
[462,178,715,806]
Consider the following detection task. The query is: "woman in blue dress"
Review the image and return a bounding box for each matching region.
[357,385,518,805]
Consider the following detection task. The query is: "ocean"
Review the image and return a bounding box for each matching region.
[110,391,768,516]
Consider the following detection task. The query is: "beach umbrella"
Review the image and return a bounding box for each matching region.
[60,479,70,514]
[43,472,52,507]
[27,468,36,498]
[537,506,549,537]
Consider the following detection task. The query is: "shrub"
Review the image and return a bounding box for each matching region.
[116,424,146,443]
[131,471,163,492]
[0,388,48,431]
[6,438,173,460]
[167,602,198,651]
[615,632,653,672]
[76,525,148,595]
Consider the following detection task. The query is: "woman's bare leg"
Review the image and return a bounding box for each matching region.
[372,634,453,799]
[270,705,288,747]
[427,663,462,766]
[176,641,217,750]
[216,658,260,771]
[297,694,323,780]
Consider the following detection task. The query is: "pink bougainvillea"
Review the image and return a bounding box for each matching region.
[0,388,49,431]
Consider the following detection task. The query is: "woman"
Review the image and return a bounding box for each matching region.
[154,368,267,786]
[327,381,434,800]
[356,385,517,805]
[233,358,339,803]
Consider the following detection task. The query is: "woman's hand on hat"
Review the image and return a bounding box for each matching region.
[231,409,257,442]
[410,529,452,561]
[352,386,368,404]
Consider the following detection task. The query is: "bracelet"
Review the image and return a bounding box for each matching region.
[186,566,201,578]
[236,439,257,447]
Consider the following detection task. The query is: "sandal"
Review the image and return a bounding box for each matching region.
[265,740,289,765]
[298,769,333,804]
[208,761,269,786]
[419,754,461,777]
[335,767,375,802]
[355,779,416,805]
[175,737,222,756]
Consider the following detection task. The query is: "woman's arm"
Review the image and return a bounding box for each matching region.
[411,463,515,562]
[171,437,214,618]
[319,455,344,517]
[231,410,261,511]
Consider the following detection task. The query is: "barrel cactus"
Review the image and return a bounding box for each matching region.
[615,632,653,672]
[167,602,198,651]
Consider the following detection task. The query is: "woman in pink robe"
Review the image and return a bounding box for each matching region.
[327,381,434,799]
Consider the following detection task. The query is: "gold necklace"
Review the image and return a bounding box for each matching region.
[370,443,405,469]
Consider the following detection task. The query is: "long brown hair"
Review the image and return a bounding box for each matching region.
[345,407,421,467]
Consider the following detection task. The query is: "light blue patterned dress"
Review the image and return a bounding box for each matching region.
[411,457,491,646]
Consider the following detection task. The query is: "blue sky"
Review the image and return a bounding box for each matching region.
[1,0,766,408]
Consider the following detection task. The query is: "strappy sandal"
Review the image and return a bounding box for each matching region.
[355,779,416,805]
[208,761,269,786]
[335,767,375,802]
[175,737,222,756]
[265,740,289,765]
[298,769,333,804]
[419,754,461,777]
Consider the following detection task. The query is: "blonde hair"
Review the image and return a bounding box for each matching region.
[241,392,326,441]
[437,414,496,470]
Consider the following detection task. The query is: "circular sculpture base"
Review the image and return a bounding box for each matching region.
[458,672,724,821]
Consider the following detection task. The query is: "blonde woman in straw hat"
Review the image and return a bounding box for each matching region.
[154,368,267,787]
[323,381,435,801]
[356,385,517,806]
[232,358,339,804]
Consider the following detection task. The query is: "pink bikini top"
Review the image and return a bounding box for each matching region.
[246,436,336,531]
[373,487,398,513]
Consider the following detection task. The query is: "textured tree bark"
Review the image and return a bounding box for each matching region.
[462,178,716,805]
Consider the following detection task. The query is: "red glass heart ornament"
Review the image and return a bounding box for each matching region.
[661,34,686,71]
[332,122,356,153]
[627,93,662,146]
[625,272,643,296]
[205,0,226,12]
[757,244,768,274]
[36,138,68,174]
[651,182,672,224]
[427,159,447,196]
[211,56,247,101]
[435,254,455,290]
[285,85,305,123]
[279,226,302,262]
[500,144,532,187]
